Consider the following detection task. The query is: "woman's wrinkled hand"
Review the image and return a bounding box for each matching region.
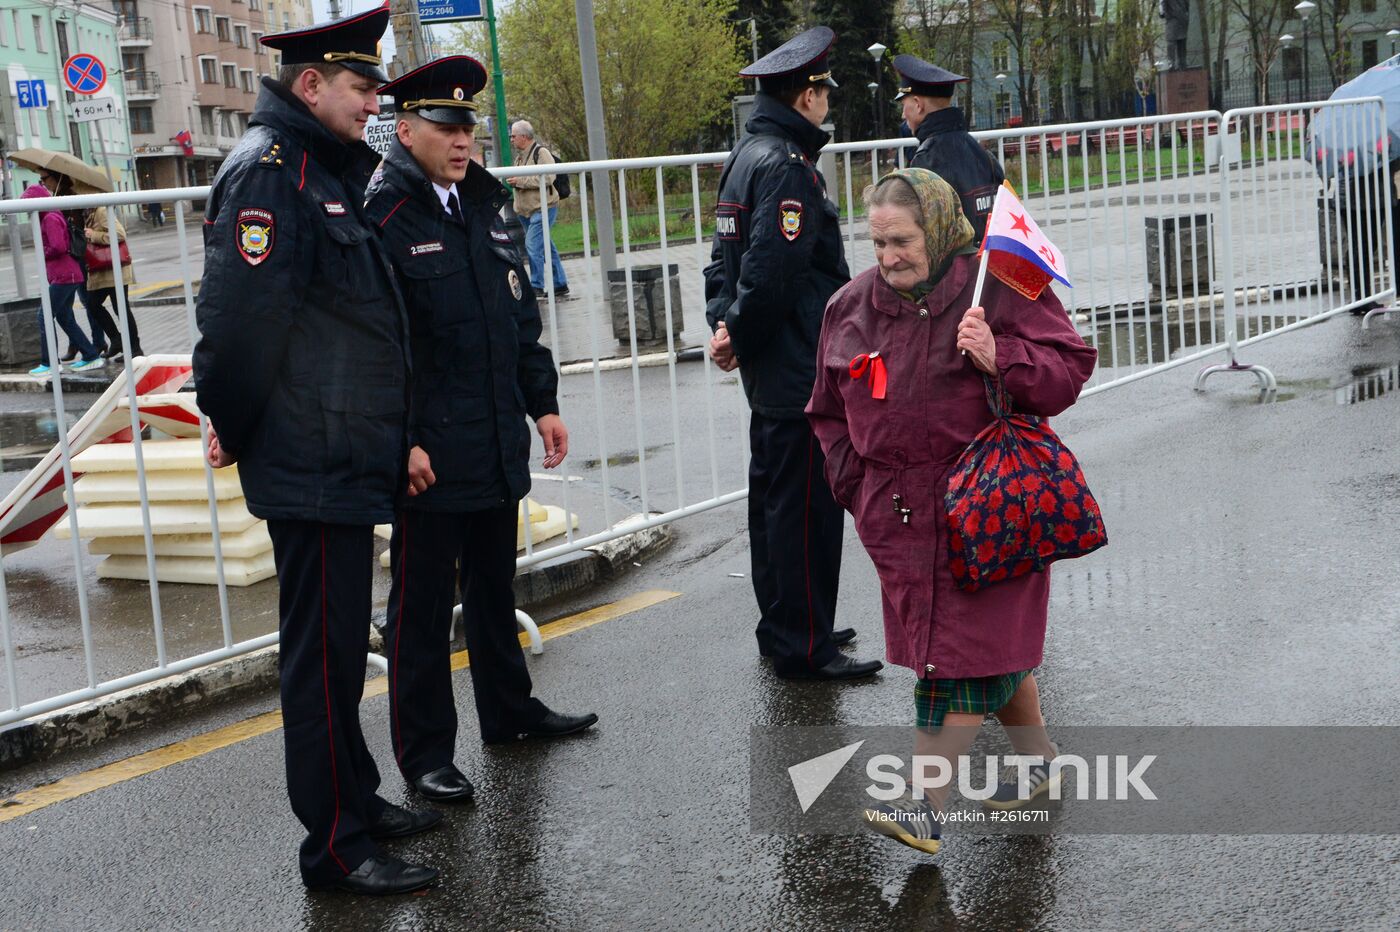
[957,306,998,375]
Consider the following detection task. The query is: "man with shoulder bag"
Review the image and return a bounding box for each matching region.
[506,120,571,298]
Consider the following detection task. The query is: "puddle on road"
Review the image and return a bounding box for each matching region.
[1335,362,1400,405]
[0,411,72,472]
[581,443,674,470]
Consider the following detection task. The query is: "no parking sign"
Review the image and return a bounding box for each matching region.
[62,53,107,95]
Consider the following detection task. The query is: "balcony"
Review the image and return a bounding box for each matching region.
[119,16,153,46]
[124,70,161,101]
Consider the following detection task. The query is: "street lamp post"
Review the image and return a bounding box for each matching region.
[867,42,887,139]
[995,72,1007,127]
[1296,0,1316,101]
[1388,28,1400,59]
[1280,34,1295,103]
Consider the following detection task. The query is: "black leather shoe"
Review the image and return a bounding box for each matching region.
[368,802,443,839]
[484,710,599,744]
[411,765,475,803]
[308,854,439,896]
[775,655,884,681]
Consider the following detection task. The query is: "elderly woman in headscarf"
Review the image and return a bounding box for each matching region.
[806,168,1097,855]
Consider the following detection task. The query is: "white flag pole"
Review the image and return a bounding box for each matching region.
[960,250,991,358]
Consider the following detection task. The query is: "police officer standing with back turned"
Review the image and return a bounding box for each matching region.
[894,54,1006,242]
[194,3,442,896]
[704,26,883,681]
[365,56,597,804]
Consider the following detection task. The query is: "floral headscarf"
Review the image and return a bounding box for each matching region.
[876,167,975,296]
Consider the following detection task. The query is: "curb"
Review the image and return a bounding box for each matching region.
[0,373,120,394]
[0,516,673,771]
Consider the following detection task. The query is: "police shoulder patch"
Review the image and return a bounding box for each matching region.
[779,198,803,242]
[236,208,275,266]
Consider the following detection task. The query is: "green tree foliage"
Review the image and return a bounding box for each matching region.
[449,0,743,160]
[810,0,900,140]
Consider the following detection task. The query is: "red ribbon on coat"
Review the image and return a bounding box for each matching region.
[849,352,888,400]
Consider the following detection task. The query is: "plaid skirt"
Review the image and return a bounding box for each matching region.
[915,670,1032,729]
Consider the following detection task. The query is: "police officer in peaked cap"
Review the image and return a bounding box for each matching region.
[894,53,1006,242]
[194,3,442,896]
[704,26,883,681]
[364,56,595,807]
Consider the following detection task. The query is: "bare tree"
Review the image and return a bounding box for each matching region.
[1228,0,1291,105]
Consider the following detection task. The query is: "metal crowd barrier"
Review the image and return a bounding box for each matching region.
[1,100,1393,730]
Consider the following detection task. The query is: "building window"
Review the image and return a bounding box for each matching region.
[0,8,8,46]
[199,56,218,83]
[253,31,264,52]
[46,103,58,138]
[250,0,261,10]
[240,68,254,93]
[200,106,215,135]
[1362,0,1376,10]
[222,63,236,87]
[181,55,188,82]
[194,7,212,33]
[219,111,236,136]
[1362,38,1379,69]
[12,10,22,49]
[992,40,1009,73]
[215,16,230,41]
[235,24,249,47]
[131,106,154,134]
[994,91,1011,126]
[32,14,45,52]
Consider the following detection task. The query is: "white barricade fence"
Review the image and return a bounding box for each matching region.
[0,102,1392,730]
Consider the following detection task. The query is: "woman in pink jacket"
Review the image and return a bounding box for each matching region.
[22,177,103,377]
[806,169,1097,855]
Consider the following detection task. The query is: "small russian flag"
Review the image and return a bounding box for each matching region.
[977,182,1071,301]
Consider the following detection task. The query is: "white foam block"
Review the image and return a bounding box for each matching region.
[53,500,260,539]
[96,551,276,586]
[86,522,272,559]
[74,469,245,503]
[72,439,215,473]
[517,505,578,551]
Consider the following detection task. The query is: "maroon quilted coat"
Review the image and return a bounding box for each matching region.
[806,255,1097,678]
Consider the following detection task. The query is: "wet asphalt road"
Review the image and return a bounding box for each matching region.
[3,313,1400,930]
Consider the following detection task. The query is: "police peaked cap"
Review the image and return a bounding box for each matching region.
[380,55,487,126]
[741,26,839,94]
[261,2,390,83]
[892,54,967,100]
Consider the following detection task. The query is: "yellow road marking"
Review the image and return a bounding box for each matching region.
[128,280,182,298]
[0,589,679,825]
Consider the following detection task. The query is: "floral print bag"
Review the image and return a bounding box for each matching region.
[944,376,1107,592]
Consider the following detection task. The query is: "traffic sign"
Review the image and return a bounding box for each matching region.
[418,0,483,24]
[15,80,48,109]
[70,96,117,123]
[62,53,107,95]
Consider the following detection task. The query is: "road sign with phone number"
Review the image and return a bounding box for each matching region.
[418,0,483,23]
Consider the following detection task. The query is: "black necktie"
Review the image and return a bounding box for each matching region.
[445,191,461,223]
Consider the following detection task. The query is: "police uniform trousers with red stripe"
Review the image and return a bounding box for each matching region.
[383,504,548,776]
[748,413,844,674]
[265,519,390,886]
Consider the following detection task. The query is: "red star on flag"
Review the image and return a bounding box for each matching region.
[1010,212,1032,239]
